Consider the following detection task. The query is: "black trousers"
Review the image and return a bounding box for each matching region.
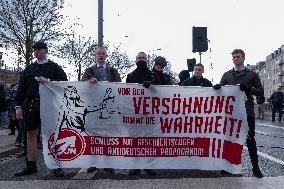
[246,116,260,169]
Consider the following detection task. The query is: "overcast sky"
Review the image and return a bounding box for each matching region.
[62,0,284,83]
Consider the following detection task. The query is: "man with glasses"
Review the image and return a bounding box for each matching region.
[81,46,121,174]
[181,63,212,87]
[126,53,172,176]
[215,49,263,178]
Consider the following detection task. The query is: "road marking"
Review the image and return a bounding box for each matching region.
[255,130,268,135]
[244,147,284,166]
[257,123,284,130]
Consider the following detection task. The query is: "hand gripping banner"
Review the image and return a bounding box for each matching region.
[40,82,248,173]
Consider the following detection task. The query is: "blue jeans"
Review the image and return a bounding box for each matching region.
[272,105,283,122]
[0,111,8,126]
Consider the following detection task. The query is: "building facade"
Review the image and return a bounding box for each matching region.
[255,45,284,101]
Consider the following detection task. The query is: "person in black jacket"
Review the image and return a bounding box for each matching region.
[126,52,153,85]
[126,53,172,88]
[269,88,284,122]
[152,56,172,85]
[0,84,8,128]
[216,49,263,178]
[178,70,190,86]
[181,63,212,87]
[14,41,67,177]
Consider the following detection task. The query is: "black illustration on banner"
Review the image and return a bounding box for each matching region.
[49,86,120,159]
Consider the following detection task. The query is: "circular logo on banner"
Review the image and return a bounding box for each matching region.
[48,128,85,161]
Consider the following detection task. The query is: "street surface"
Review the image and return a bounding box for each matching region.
[0,120,283,189]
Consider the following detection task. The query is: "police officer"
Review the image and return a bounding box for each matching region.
[215,49,263,178]
[181,63,212,87]
[14,41,67,177]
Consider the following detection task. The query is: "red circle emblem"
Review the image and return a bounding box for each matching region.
[48,128,85,161]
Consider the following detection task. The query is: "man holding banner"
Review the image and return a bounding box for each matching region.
[81,46,121,174]
[14,41,67,177]
[217,49,263,178]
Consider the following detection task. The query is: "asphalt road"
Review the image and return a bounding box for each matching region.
[0,119,283,189]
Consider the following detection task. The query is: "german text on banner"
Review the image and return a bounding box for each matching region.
[40,82,248,173]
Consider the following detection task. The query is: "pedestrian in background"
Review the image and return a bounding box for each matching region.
[14,41,67,177]
[269,88,284,123]
[7,84,20,136]
[215,49,263,178]
[0,83,8,128]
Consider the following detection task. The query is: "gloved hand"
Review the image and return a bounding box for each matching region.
[213,84,221,90]
[143,81,152,88]
[240,84,252,95]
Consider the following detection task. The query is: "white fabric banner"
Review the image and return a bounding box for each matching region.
[40,82,248,173]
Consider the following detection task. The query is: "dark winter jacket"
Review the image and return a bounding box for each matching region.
[270,91,284,106]
[0,84,8,111]
[126,68,153,84]
[219,68,264,116]
[81,64,121,82]
[152,69,172,85]
[15,60,67,106]
[181,76,213,87]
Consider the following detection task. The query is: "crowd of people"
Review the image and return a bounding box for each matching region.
[2,41,280,179]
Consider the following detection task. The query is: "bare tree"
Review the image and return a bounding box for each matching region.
[107,45,134,80]
[56,34,97,81]
[0,0,66,67]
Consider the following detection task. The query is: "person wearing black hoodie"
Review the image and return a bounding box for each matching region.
[152,56,172,85]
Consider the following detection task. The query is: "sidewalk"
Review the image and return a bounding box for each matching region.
[0,127,19,155]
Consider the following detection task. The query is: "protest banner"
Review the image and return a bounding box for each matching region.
[40,82,248,173]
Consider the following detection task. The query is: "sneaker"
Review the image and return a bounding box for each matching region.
[252,168,263,178]
[103,168,114,174]
[53,168,64,177]
[87,167,97,173]
[15,141,21,147]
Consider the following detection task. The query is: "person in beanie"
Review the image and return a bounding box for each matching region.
[14,41,67,177]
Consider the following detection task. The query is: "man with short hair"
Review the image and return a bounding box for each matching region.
[216,49,264,178]
[81,47,121,83]
[81,47,121,174]
[181,63,212,87]
[15,41,67,177]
